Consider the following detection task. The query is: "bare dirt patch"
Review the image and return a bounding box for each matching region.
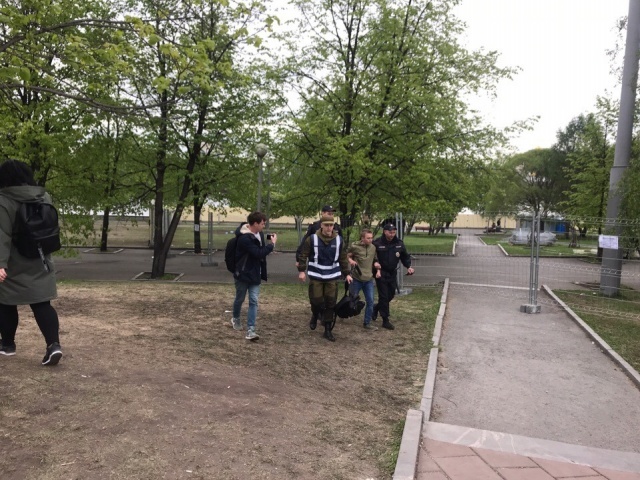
[0,282,441,480]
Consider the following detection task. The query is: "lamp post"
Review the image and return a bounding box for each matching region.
[265,155,274,229]
[255,143,268,212]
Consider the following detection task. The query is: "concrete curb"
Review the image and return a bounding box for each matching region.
[542,284,640,390]
[393,409,424,480]
[392,278,449,480]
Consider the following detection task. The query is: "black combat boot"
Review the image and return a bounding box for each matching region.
[323,311,336,341]
[309,306,322,330]
[323,324,335,341]
[382,317,395,330]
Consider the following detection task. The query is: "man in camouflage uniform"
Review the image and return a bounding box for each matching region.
[297,215,352,341]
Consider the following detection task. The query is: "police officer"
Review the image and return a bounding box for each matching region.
[372,223,414,330]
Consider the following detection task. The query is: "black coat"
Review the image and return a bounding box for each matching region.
[373,235,411,276]
[234,224,273,285]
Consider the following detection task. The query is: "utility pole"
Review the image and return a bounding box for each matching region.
[600,0,640,297]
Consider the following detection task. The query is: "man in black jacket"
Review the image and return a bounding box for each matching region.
[231,212,277,341]
[372,223,414,330]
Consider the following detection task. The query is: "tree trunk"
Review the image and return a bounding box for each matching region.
[295,215,304,243]
[193,198,204,254]
[100,207,110,252]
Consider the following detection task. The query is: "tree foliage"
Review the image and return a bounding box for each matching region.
[496,148,568,216]
[278,0,513,226]
[560,101,617,231]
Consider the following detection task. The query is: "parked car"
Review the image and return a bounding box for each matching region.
[509,229,556,246]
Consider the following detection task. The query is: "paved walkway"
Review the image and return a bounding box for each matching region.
[410,234,640,480]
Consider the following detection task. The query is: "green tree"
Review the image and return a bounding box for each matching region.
[0,0,152,248]
[280,0,512,226]
[124,0,274,277]
[499,148,568,216]
[561,100,617,234]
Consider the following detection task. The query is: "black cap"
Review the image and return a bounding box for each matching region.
[383,223,397,231]
[321,205,336,212]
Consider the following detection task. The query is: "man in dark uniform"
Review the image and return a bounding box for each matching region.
[372,223,414,330]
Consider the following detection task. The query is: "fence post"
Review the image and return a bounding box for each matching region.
[521,211,541,313]
[201,211,218,267]
[396,212,412,296]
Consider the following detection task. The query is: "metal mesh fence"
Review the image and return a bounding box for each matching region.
[84,211,640,321]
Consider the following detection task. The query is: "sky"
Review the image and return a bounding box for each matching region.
[453,0,629,153]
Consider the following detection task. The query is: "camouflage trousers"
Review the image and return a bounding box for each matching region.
[308,280,339,326]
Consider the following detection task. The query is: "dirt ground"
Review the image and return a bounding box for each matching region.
[0,282,441,480]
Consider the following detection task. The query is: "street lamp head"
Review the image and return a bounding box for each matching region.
[264,155,275,167]
[255,143,268,159]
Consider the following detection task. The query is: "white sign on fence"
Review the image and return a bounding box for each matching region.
[599,235,618,249]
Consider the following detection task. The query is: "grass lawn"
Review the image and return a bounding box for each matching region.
[554,287,640,372]
[403,233,457,254]
[490,240,598,257]
[70,220,457,254]
[481,233,600,257]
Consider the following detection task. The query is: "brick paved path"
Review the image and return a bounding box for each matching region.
[419,438,640,480]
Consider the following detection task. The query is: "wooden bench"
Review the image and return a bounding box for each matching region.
[414,226,430,232]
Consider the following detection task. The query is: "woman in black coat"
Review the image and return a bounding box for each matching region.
[0,160,62,365]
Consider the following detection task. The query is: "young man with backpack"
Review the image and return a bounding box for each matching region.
[0,159,63,365]
[230,212,276,341]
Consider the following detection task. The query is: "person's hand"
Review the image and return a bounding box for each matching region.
[298,271,306,282]
[345,274,353,284]
[348,258,357,267]
[373,262,381,270]
[0,268,6,283]
[375,270,381,279]
[270,233,277,245]
[407,267,415,276]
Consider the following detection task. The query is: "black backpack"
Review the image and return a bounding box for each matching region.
[225,223,250,275]
[12,201,61,260]
[224,235,239,273]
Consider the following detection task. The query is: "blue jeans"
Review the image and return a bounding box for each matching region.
[350,279,375,324]
[233,280,260,329]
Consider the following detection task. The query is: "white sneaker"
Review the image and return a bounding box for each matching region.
[245,327,259,341]
[231,317,242,330]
